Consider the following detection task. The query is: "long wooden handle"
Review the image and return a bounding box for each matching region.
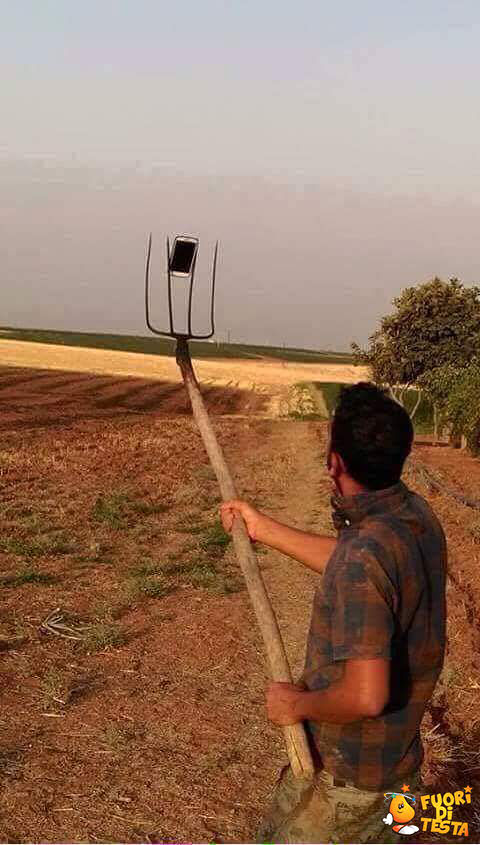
[176,340,314,779]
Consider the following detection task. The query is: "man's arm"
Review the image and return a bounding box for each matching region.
[220,499,336,575]
[267,657,390,725]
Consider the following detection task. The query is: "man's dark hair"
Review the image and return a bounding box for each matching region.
[330,382,414,490]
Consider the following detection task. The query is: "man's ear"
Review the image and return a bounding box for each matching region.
[327,450,343,480]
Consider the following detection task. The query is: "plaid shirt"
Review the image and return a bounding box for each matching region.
[301,481,447,791]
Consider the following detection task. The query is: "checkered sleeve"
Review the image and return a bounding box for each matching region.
[329,552,395,662]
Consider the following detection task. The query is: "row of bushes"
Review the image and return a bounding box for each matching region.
[316,382,435,436]
[418,363,480,454]
[315,375,479,456]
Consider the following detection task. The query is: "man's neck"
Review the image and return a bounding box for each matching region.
[336,476,369,498]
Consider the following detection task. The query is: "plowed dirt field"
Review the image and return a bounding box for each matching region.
[0,364,267,430]
[0,347,478,842]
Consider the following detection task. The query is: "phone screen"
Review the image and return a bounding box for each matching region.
[170,239,197,274]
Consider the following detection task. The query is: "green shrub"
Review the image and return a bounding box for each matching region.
[92,493,131,529]
[199,520,232,553]
[444,364,480,454]
[0,569,57,588]
[314,382,342,418]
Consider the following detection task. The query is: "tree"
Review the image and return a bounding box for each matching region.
[417,365,460,441]
[352,278,480,418]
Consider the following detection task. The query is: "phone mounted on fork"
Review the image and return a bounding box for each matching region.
[144,234,218,340]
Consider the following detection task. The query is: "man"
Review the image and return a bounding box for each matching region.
[221,383,447,843]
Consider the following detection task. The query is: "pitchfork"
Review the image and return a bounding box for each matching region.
[145,234,314,779]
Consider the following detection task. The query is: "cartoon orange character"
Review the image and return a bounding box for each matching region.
[383,791,419,835]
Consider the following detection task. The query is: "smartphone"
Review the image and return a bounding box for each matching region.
[169,236,198,277]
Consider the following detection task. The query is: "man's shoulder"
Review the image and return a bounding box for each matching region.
[347,488,444,549]
[328,488,447,591]
[404,488,447,536]
[335,521,397,564]
[325,528,398,597]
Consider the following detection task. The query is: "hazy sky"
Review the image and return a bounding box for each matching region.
[2,1,480,350]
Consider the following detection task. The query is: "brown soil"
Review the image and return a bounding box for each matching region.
[0,374,479,842]
[403,447,480,838]
[0,365,266,430]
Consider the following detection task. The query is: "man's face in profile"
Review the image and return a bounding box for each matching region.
[326,420,338,492]
[326,421,333,470]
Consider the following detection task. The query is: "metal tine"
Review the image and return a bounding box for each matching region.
[189,240,218,340]
[166,236,174,336]
[187,242,198,338]
[209,240,218,337]
[144,233,158,337]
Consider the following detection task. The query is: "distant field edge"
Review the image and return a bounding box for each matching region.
[0,326,354,365]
